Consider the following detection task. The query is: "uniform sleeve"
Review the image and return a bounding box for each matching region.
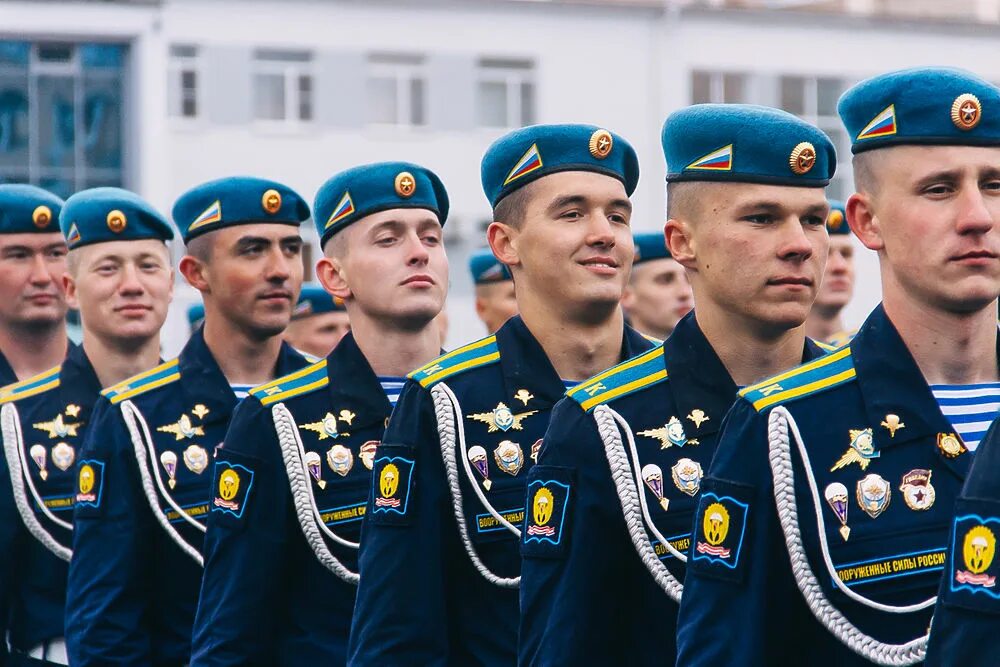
[191,397,288,667]
[519,398,631,666]
[675,399,802,666]
[348,380,452,666]
[0,445,21,667]
[66,398,155,666]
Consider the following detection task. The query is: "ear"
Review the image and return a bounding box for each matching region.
[315,255,351,301]
[620,282,636,310]
[178,255,210,293]
[664,218,696,270]
[846,192,884,252]
[487,222,520,270]
[62,273,79,311]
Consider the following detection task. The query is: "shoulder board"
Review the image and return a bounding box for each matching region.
[0,365,62,404]
[251,359,329,406]
[739,346,856,412]
[567,345,667,413]
[103,359,181,405]
[409,335,500,388]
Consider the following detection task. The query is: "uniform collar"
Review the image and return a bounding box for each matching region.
[62,343,103,404]
[0,347,15,385]
[324,332,392,427]
[494,315,651,409]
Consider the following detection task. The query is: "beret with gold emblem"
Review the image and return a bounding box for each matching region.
[0,183,64,235]
[173,176,310,243]
[633,231,671,264]
[826,200,849,236]
[662,104,836,187]
[313,162,449,248]
[468,248,511,285]
[61,187,174,250]
[481,123,640,208]
[839,67,1000,154]
[293,283,346,318]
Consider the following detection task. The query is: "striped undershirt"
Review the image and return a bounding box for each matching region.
[930,382,1000,452]
[379,377,406,407]
[230,383,255,400]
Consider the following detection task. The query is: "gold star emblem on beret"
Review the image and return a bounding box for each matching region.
[951,93,982,131]
[789,142,816,175]
[395,171,416,198]
[32,205,52,229]
[589,129,613,159]
[106,210,127,233]
[262,189,282,214]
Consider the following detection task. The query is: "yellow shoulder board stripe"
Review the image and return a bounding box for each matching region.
[567,345,667,413]
[104,359,181,404]
[252,359,329,406]
[739,346,856,412]
[0,365,62,404]
[409,335,500,388]
[816,341,837,352]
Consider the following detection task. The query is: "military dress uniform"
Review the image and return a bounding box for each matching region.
[519,105,836,666]
[0,187,173,667]
[348,124,646,665]
[65,178,312,667]
[676,68,1000,666]
[191,162,449,666]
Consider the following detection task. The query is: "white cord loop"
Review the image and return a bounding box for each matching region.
[767,405,929,665]
[1,403,71,561]
[430,382,519,588]
[271,403,359,584]
[593,404,683,602]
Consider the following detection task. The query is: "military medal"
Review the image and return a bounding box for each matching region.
[160,450,178,489]
[65,404,81,417]
[30,444,48,480]
[183,445,208,474]
[360,441,378,470]
[493,440,523,477]
[641,463,669,511]
[880,414,904,438]
[52,442,75,471]
[899,469,935,511]
[856,474,891,519]
[687,409,709,429]
[830,428,878,472]
[824,482,851,541]
[937,432,967,458]
[192,404,210,419]
[530,439,542,463]
[638,416,698,449]
[157,414,204,441]
[468,445,491,490]
[671,458,703,497]
[468,402,537,433]
[34,413,80,439]
[327,444,354,477]
[301,412,341,440]
[306,451,326,489]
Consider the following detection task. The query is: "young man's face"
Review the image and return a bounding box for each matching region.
[66,239,173,344]
[283,310,351,358]
[622,257,693,337]
[194,224,305,338]
[502,171,634,317]
[856,145,1000,314]
[814,235,855,311]
[475,280,518,333]
[0,232,68,329]
[674,182,830,333]
[329,208,448,328]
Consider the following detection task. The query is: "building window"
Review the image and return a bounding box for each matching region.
[366,53,426,127]
[690,70,746,104]
[476,58,535,129]
[0,41,127,197]
[252,49,313,123]
[777,75,854,199]
[168,44,199,118]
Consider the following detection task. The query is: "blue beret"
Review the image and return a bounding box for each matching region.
[633,232,670,264]
[662,104,836,187]
[173,176,310,243]
[0,184,63,234]
[839,67,1000,154]
[187,303,205,328]
[826,200,849,235]
[313,162,449,248]
[481,124,640,208]
[293,284,346,318]
[61,187,174,250]
[468,248,511,285]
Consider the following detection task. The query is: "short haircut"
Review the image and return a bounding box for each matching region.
[666,181,704,220]
[67,249,82,276]
[492,180,535,228]
[185,231,215,263]
[852,151,883,196]
[323,228,349,260]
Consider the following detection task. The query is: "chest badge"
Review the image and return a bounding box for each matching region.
[880,414,905,438]
[468,445,492,490]
[468,402,538,433]
[639,416,698,449]
[642,464,669,511]
[687,409,709,429]
[305,451,326,489]
[327,444,354,477]
[65,404,81,417]
[830,428,878,472]
[899,469,935,511]
[824,482,851,541]
[52,442,75,471]
[34,413,81,439]
[301,412,346,440]
[493,440,524,477]
[671,458,703,497]
[157,413,205,441]
[530,438,543,463]
[29,444,49,480]
[183,444,208,474]
[338,409,356,426]
[160,450,178,489]
[360,441,378,470]
[856,473,891,519]
[937,432,967,458]
[514,389,534,406]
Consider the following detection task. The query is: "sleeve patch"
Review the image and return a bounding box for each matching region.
[370,444,416,525]
[75,459,105,513]
[211,460,255,520]
[689,479,752,582]
[941,500,1000,614]
[521,466,573,559]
